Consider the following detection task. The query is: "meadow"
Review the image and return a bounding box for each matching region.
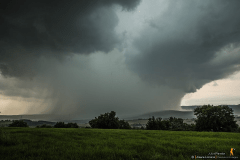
[0,127,239,160]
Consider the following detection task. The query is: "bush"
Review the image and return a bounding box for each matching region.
[146,116,195,131]
[54,122,66,128]
[119,120,131,129]
[146,116,162,130]
[89,111,131,129]
[237,127,240,133]
[132,127,141,130]
[65,123,79,128]
[8,120,29,127]
[181,123,196,131]
[53,122,79,128]
[36,124,53,128]
[168,117,184,131]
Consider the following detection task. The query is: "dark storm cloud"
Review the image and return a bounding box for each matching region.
[0,0,141,78]
[126,0,240,93]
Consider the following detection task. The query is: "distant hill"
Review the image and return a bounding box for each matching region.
[122,110,196,120]
[1,104,239,123]
[0,114,90,123]
[181,104,240,115]
[181,105,201,110]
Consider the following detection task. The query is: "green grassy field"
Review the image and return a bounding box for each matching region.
[0,127,239,160]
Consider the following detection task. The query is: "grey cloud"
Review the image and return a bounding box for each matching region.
[0,51,185,119]
[0,0,140,79]
[3,0,240,119]
[125,0,240,93]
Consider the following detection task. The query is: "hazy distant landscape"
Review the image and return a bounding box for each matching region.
[1,105,240,129]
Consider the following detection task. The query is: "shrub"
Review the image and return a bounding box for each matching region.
[53,122,79,128]
[168,117,184,131]
[36,124,53,128]
[237,127,240,133]
[146,116,195,131]
[161,120,170,130]
[119,120,131,129]
[146,116,162,130]
[54,122,66,128]
[180,123,196,131]
[146,116,184,130]
[132,127,141,130]
[8,120,29,127]
[89,111,131,129]
[65,123,79,128]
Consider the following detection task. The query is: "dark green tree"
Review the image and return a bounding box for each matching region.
[119,120,131,129]
[146,116,194,131]
[53,122,78,128]
[89,111,130,129]
[36,124,53,128]
[8,120,29,127]
[65,123,79,128]
[161,120,170,130]
[168,117,184,130]
[54,122,66,128]
[70,122,79,128]
[146,116,163,130]
[194,105,238,132]
[181,123,196,131]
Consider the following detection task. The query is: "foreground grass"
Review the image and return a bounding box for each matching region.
[0,128,239,160]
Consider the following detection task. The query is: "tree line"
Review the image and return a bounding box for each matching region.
[4,105,240,132]
[7,121,79,128]
[146,104,239,132]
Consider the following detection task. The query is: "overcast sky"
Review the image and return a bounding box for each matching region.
[1,0,240,119]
